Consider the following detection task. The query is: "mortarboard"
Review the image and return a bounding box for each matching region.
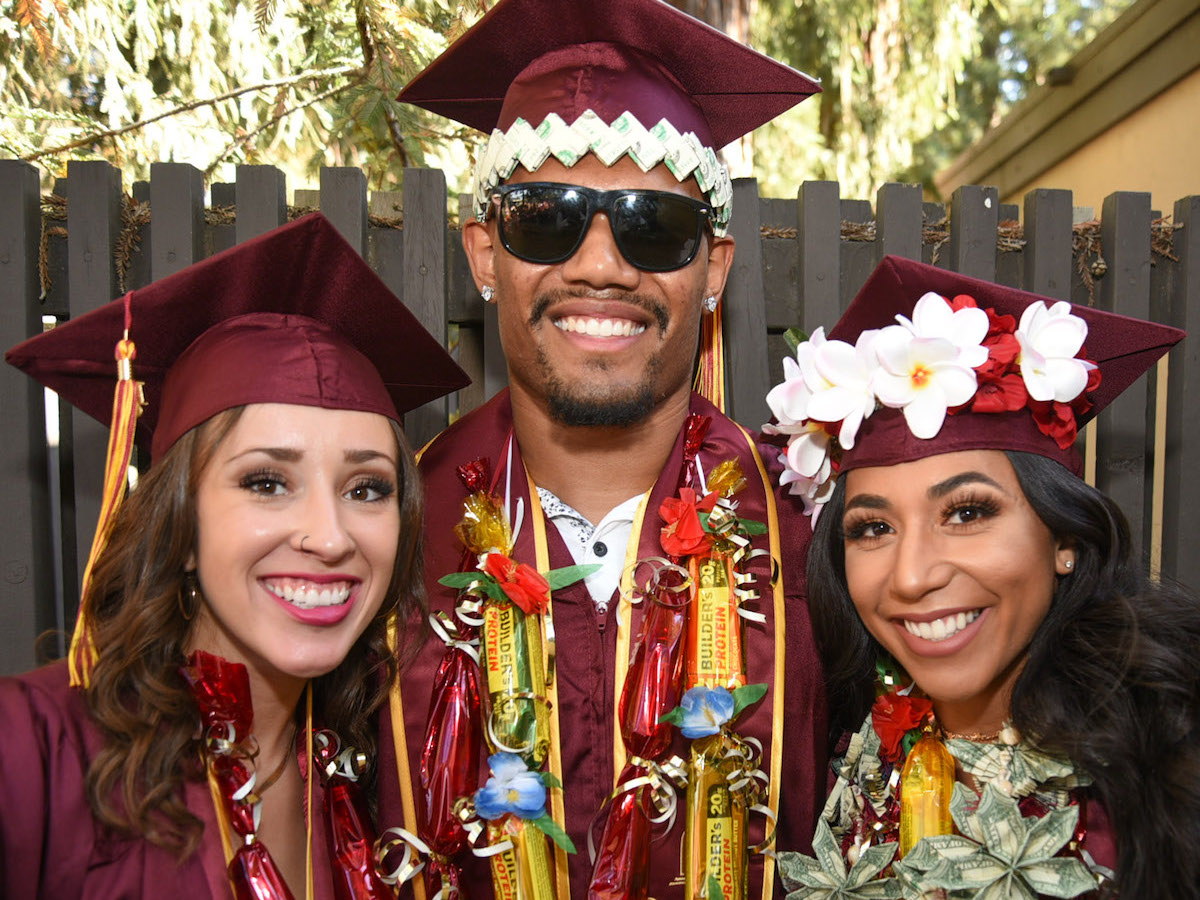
[398,0,820,235]
[7,212,469,458]
[766,255,1185,515]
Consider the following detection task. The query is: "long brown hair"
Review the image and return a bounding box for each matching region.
[83,407,427,855]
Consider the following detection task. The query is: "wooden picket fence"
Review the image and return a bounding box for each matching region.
[1,158,1196,674]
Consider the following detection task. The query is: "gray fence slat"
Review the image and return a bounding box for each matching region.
[1096,191,1153,563]
[210,183,235,206]
[1022,189,1074,300]
[0,161,56,674]
[724,177,771,427]
[150,162,205,280]
[236,165,287,244]
[401,168,450,449]
[876,183,923,262]
[63,160,123,610]
[840,198,876,309]
[319,167,368,254]
[948,185,999,280]
[1156,195,1198,585]
[760,196,798,335]
[451,194,486,417]
[796,180,840,342]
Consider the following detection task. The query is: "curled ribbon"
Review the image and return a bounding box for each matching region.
[453,799,516,859]
[485,691,554,756]
[586,754,689,863]
[430,611,481,665]
[375,826,429,886]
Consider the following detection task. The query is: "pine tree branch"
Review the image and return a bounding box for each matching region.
[22,63,362,163]
[355,1,409,168]
[204,75,367,177]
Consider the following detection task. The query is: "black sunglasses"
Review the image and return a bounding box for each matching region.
[487,182,714,272]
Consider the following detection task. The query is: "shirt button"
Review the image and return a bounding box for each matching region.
[593,541,608,557]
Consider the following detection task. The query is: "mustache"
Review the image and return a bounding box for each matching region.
[529,290,670,333]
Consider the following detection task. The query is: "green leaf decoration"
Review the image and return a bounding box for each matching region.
[731,683,768,716]
[706,875,725,899]
[738,518,768,535]
[658,706,685,727]
[438,571,487,589]
[531,813,577,854]
[544,563,602,591]
[437,571,506,603]
[539,771,563,791]
[783,327,810,356]
[777,820,904,899]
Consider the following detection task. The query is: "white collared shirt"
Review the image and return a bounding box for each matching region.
[536,487,647,615]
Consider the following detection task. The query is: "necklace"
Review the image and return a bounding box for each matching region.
[245,722,299,805]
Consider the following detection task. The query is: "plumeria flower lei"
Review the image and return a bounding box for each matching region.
[765,292,1100,522]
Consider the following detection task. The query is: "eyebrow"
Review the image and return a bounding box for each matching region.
[844,470,1005,512]
[227,447,396,465]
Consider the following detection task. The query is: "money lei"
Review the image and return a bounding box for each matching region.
[779,712,1107,900]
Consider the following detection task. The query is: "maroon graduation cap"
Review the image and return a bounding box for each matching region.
[398,0,820,149]
[830,255,1184,475]
[7,212,469,459]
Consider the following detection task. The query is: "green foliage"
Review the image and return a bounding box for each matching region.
[1,0,489,190]
[751,0,1135,199]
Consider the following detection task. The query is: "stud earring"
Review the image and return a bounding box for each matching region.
[480,285,495,303]
[702,295,719,313]
[1064,559,1074,570]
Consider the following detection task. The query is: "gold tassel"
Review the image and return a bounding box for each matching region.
[69,294,145,687]
[693,297,725,413]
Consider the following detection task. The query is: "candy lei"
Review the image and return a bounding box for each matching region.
[589,414,776,900]
[399,415,779,899]
[778,690,1112,900]
[181,650,394,900]
[393,455,594,898]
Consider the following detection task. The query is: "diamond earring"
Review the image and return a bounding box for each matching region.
[702,295,719,313]
[480,285,495,303]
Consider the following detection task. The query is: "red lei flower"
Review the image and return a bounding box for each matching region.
[659,487,717,557]
[871,690,933,763]
[482,552,551,614]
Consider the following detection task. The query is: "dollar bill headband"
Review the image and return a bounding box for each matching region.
[7,212,469,684]
[766,255,1185,518]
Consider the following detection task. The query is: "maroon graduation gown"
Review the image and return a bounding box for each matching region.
[0,661,341,899]
[378,390,828,898]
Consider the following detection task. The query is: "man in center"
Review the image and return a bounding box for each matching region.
[378,1,828,896]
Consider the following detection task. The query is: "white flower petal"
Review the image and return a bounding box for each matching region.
[903,387,951,439]
[1044,358,1090,402]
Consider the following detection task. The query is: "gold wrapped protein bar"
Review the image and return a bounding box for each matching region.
[686,552,745,691]
[684,735,748,900]
[482,599,550,767]
[488,818,556,900]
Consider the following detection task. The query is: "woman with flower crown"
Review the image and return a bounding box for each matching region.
[0,214,466,899]
[768,255,1200,899]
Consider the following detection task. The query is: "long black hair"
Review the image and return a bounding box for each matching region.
[809,450,1200,898]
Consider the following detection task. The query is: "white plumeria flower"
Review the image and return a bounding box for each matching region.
[785,423,833,482]
[872,325,978,439]
[1015,300,1094,402]
[765,328,830,434]
[807,329,882,449]
[778,450,836,520]
[896,292,990,369]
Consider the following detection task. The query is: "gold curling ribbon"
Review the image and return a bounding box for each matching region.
[70,294,145,688]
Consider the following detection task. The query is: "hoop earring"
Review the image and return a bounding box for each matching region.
[178,571,201,622]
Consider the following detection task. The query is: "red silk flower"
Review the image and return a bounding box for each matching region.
[659,488,717,557]
[871,691,933,763]
[482,552,551,614]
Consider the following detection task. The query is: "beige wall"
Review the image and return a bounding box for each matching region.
[1006,67,1200,215]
